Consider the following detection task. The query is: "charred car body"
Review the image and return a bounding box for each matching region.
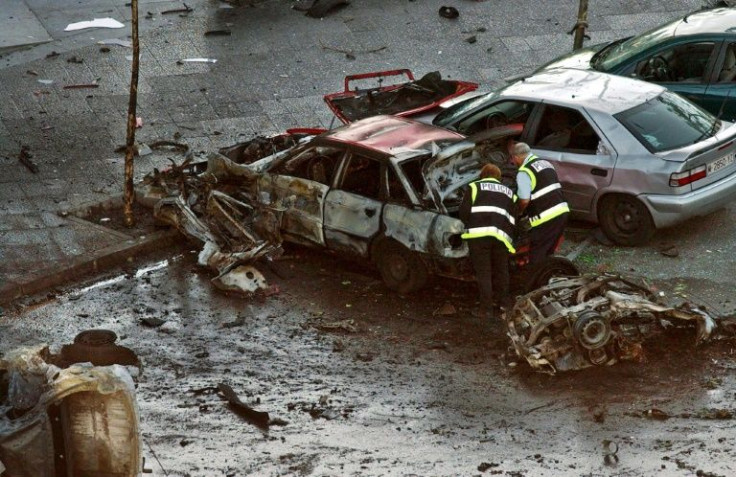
[506,274,732,374]
[142,116,576,294]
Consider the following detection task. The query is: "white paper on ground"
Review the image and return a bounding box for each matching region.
[181,58,217,63]
[38,79,53,85]
[64,18,125,32]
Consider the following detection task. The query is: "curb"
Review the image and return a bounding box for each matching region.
[0,226,180,307]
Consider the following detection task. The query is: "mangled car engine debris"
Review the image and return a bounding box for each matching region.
[506,275,729,374]
[0,331,141,477]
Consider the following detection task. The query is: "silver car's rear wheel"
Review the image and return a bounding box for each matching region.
[599,195,655,246]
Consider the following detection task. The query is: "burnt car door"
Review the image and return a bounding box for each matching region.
[323,151,384,256]
[258,143,345,247]
[526,104,617,215]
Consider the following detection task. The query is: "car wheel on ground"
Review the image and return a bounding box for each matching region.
[525,255,579,291]
[599,194,656,246]
[373,238,429,294]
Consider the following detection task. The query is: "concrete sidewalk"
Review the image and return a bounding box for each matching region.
[0,0,707,309]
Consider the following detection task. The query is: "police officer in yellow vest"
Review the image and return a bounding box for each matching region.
[459,163,517,319]
[510,142,570,264]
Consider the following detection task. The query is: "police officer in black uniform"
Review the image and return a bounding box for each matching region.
[510,142,570,264]
[459,163,517,320]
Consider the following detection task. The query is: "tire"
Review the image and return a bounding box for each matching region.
[374,239,429,294]
[525,256,579,291]
[598,195,655,246]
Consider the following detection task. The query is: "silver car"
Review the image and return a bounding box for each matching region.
[433,68,736,245]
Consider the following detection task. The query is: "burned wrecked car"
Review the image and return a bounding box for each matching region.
[506,274,732,374]
[0,331,141,477]
[323,69,479,125]
[142,116,570,294]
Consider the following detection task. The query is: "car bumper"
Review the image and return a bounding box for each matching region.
[641,171,736,228]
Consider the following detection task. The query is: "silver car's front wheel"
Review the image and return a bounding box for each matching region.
[599,195,655,246]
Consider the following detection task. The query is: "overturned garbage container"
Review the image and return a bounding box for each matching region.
[0,330,141,477]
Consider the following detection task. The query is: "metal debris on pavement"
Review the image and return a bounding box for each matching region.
[161,3,193,15]
[18,146,39,174]
[0,334,142,477]
[506,274,729,373]
[217,383,271,429]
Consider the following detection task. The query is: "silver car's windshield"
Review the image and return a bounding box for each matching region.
[615,91,717,152]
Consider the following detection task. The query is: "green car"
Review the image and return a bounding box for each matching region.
[535,6,736,120]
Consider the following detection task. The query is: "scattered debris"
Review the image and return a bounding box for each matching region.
[67,55,84,64]
[59,329,140,368]
[25,69,38,76]
[98,38,133,48]
[37,79,53,85]
[64,17,125,32]
[465,35,478,44]
[433,302,457,316]
[162,3,193,15]
[218,383,270,429]
[314,319,359,333]
[478,462,500,472]
[222,315,246,328]
[100,46,111,53]
[293,0,350,18]
[149,140,189,153]
[136,116,143,128]
[318,41,387,61]
[140,317,167,328]
[602,439,619,465]
[18,145,39,174]
[0,337,141,476]
[63,83,99,90]
[178,58,218,64]
[507,274,730,373]
[439,6,459,19]
[643,408,670,420]
[693,408,733,420]
[204,29,232,36]
[658,243,679,258]
[45,51,59,59]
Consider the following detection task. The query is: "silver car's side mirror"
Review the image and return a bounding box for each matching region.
[596,141,611,155]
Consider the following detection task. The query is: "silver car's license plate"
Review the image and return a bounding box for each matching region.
[708,152,736,174]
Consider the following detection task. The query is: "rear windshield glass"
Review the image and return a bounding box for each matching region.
[614,91,717,152]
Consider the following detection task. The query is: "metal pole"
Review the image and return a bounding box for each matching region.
[573,0,589,51]
[123,0,140,227]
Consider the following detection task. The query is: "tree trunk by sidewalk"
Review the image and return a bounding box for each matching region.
[572,0,589,51]
[123,0,140,227]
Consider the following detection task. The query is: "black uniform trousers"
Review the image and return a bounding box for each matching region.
[467,236,510,310]
[528,213,568,264]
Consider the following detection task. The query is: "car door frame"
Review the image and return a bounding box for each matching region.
[522,102,619,219]
[257,140,346,248]
[323,147,387,257]
[702,39,736,120]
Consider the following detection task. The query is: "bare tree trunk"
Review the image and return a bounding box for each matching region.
[123,0,140,227]
[573,0,589,51]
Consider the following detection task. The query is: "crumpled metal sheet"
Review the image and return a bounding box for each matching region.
[153,189,282,295]
[506,275,725,374]
[0,345,140,477]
